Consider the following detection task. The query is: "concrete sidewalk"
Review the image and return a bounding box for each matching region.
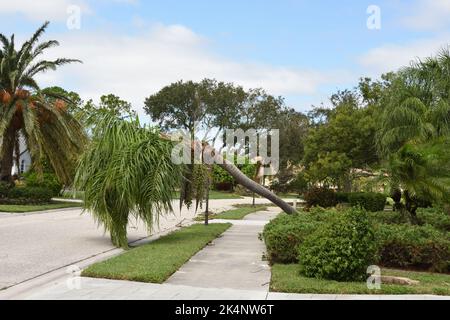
[166,208,279,291]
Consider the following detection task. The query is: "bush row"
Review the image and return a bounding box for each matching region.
[0,182,53,204]
[304,188,386,212]
[263,207,450,280]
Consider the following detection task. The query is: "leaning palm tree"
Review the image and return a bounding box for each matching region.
[0,22,86,183]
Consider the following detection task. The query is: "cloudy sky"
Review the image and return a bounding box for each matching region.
[1,0,449,116]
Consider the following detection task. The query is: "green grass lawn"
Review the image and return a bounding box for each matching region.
[195,205,268,221]
[82,223,231,283]
[0,201,82,213]
[271,264,450,295]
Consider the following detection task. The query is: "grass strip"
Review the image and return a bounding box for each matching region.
[82,223,231,283]
[271,264,450,295]
[0,201,82,213]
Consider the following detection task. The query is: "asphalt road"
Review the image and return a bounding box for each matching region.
[0,198,272,290]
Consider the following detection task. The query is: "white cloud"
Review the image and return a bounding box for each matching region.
[0,0,91,21]
[402,0,450,31]
[34,24,350,115]
[358,35,450,75]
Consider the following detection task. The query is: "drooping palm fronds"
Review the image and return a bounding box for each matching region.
[0,21,85,183]
[377,47,450,157]
[74,113,183,248]
[376,48,450,220]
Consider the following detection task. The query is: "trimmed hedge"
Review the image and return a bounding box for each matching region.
[298,207,378,282]
[1,186,53,204]
[263,214,320,264]
[348,192,386,212]
[376,224,450,273]
[336,192,351,203]
[262,208,336,264]
[304,187,338,208]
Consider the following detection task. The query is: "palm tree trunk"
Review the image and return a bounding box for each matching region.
[0,125,16,183]
[203,144,296,214]
[160,136,298,215]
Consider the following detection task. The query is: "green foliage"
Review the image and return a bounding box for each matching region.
[0,181,13,198]
[288,173,309,194]
[376,49,450,219]
[304,91,380,189]
[304,187,338,208]
[417,207,450,232]
[0,21,86,184]
[23,171,63,196]
[5,186,53,204]
[298,208,378,282]
[376,224,450,273]
[336,192,351,203]
[263,214,321,264]
[348,192,386,212]
[74,113,183,248]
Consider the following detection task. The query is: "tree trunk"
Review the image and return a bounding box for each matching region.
[204,181,210,226]
[206,145,296,214]
[0,125,16,183]
[160,135,298,215]
[404,190,419,225]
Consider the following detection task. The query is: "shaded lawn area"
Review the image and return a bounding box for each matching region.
[0,201,82,213]
[196,205,268,221]
[82,223,231,283]
[173,190,243,200]
[271,264,450,295]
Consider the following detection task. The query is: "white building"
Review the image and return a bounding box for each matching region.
[11,136,32,175]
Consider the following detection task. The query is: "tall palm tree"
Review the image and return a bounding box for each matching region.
[0,22,86,184]
[377,48,450,221]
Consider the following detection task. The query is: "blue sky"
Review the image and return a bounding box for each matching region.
[1,0,449,115]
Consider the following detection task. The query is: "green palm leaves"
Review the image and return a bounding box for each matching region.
[0,21,85,183]
[74,114,182,248]
[377,47,450,218]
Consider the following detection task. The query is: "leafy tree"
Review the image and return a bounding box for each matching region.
[303,89,379,190]
[0,22,86,184]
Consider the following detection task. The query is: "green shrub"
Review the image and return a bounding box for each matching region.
[417,208,450,232]
[6,186,53,204]
[368,211,409,225]
[304,187,338,208]
[376,224,450,273]
[298,207,378,282]
[288,173,309,195]
[336,192,351,203]
[0,181,13,198]
[24,172,62,197]
[263,213,324,264]
[348,192,386,212]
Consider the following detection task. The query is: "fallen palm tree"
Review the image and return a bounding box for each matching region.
[75,114,295,248]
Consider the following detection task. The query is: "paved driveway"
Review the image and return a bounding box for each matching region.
[0,198,275,290]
